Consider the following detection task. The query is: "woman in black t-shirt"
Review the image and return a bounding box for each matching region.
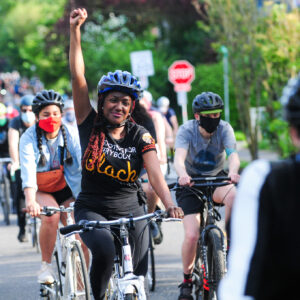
[69,8,183,300]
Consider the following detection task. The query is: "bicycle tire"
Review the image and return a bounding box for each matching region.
[124,293,138,300]
[202,228,226,300]
[148,235,156,292]
[193,243,203,300]
[1,178,10,225]
[104,277,117,300]
[65,242,90,300]
[52,250,63,299]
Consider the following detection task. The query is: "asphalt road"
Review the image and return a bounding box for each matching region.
[0,211,184,300]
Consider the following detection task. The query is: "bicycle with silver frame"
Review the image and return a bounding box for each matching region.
[38,203,90,300]
[60,210,181,300]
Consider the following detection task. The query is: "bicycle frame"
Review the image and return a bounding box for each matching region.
[112,221,147,300]
[198,187,227,291]
[169,176,230,299]
[60,211,181,300]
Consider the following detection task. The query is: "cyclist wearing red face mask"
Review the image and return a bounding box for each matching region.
[19,89,87,285]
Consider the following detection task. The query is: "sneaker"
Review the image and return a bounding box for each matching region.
[38,262,55,284]
[17,230,28,243]
[150,221,163,245]
[178,281,193,300]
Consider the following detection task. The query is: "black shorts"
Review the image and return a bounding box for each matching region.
[51,185,73,206]
[176,170,227,216]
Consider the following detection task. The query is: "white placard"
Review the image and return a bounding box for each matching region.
[130,50,155,77]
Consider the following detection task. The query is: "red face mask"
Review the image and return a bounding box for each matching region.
[38,116,61,133]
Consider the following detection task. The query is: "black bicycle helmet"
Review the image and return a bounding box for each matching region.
[97,70,142,101]
[32,89,64,114]
[282,73,300,126]
[192,92,224,114]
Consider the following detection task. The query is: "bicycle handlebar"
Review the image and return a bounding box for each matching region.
[168,176,232,190]
[60,210,181,236]
[22,205,74,215]
[0,158,12,163]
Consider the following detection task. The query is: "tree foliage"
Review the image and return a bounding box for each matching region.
[200,0,300,159]
[0,0,68,91]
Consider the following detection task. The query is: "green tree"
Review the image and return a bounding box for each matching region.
[0,0,68,91]
[203,0,266,159]
[257,4,300,156]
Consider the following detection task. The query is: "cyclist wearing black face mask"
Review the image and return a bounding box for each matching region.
[174,91,240,300]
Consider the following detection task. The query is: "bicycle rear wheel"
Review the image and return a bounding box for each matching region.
[202,228,226,300]
[124,293,138,300]
[1,178,10,225]
[65,242,90,300]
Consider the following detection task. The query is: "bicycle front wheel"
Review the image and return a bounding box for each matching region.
[1,178,10,225]
[204,228,226,300]
[65,242,90,300]
[147,235,155,292]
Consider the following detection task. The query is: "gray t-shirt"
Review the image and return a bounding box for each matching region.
[46,136,60,170]
[175,119,236,176]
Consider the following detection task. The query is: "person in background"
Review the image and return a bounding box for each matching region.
[0,103,10,158]
[157,95,179,137]
[62,99,77,130]
[218,74,300,300]
[139,91,170,244]
[5,101,19,120]
[174,92,240,300]
[157,95,179,163]
[20,89,86,284]
[8,94,35,242]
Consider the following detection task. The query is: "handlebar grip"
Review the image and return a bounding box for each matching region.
[167,182,177,189]
[60,224,83,235]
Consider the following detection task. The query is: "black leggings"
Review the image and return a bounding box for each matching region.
[75,205,149,300]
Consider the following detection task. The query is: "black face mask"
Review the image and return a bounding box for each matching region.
[198,115,221,133]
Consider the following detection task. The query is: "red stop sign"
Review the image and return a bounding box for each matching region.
[168,60,195,92]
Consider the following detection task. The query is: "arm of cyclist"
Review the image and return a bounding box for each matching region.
[69,8,92,124]
[8,127,20,171]
[173,147,193,186]
[143,151,183,219]
[227,151,240,184]
[152,112,168,164]
[24,187,40,217]
[19,129,40,216]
